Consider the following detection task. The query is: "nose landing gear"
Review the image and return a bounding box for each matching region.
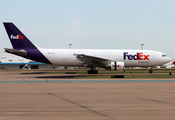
[149,67,153,74]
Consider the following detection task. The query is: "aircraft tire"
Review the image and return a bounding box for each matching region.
[94,70,98,74]
[149,70,153,74]
[87,70,98,74]
[87,70,92,74]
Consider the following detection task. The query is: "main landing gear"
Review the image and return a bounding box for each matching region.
[87,66,98,74]
[149,67,153,74]
[87,70,98,74]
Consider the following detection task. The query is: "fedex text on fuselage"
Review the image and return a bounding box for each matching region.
[124,52,149,60]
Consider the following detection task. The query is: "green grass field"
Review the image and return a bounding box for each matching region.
[42,68,175,74]
[1,68,175,79]
[52,68,175,79]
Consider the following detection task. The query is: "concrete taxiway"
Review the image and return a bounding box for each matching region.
[1,71,175,120]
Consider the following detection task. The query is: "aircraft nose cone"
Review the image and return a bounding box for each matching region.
[168,57,172,62]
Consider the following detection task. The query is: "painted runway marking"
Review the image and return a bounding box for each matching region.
[1,80,175,83]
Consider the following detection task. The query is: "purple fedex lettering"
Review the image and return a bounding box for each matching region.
[124,52,138,60]
[124,53,127,60]
[133,54,138,60]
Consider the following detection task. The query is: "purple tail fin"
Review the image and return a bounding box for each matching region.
[3,22,51,64]
[3,22,37,49]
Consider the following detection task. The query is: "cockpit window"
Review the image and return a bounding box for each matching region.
[162,55,167,57]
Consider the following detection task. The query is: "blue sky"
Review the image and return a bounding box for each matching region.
[0,0,175,58]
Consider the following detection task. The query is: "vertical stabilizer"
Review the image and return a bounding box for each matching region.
[3,22,51,64]
[3,22,37,50]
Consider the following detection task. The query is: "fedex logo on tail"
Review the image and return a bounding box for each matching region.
[10,35,23,39]
[124,52,149,60]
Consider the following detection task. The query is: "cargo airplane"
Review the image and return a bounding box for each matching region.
[3,22,171,74]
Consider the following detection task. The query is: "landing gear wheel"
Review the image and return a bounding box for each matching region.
[88,70,92,74]
[94,70,98,74]
[87,70,98,74]
[149,70,153,74]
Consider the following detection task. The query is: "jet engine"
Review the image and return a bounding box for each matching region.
[106,62,124,70]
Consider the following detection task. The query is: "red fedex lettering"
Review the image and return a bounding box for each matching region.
[18,35,23,39]
[138,53,143,60]
[144,55,149,60]
[118,65,122,67]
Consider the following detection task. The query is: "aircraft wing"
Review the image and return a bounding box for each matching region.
[74,54,112,67]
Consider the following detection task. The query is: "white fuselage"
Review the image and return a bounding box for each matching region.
[39,49,171,67]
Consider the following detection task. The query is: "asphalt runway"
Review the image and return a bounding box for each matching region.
[1,71,175,120]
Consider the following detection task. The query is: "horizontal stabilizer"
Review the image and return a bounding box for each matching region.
[4,48,27,56]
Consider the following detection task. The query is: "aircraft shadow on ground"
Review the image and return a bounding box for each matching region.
[20,72,103,79]
[36,75,81,79]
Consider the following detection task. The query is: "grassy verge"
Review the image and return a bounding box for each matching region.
[1,68,175,79]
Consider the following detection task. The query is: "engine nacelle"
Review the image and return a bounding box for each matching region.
[109,62,125,70]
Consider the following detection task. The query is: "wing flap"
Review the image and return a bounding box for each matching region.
[74,54,112,67]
